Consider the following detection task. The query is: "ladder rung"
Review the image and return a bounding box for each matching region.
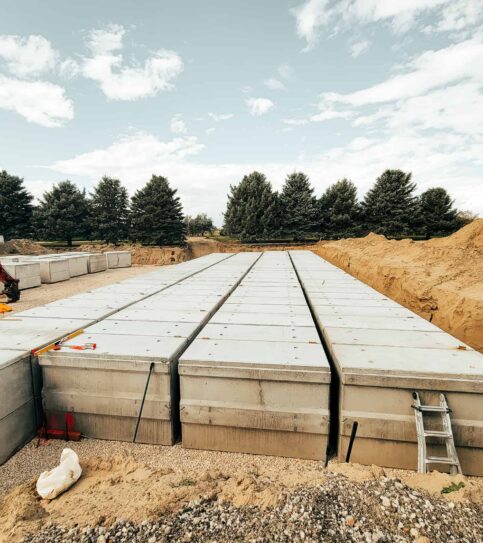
[425,456,458,465]
[423,430,452,438]
[418,405,450,413]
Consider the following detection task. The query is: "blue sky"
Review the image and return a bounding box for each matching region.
[1,0,482,225]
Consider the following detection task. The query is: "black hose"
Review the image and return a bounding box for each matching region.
[132,362,155,443]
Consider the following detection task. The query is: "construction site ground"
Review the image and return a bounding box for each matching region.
[0,223,482,541]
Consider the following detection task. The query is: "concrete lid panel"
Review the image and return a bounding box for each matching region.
[180,339,330,372]
[199,324,320,344]
[222,303,312,316]
[332,343,483,382]
[211,311,314,327]
[109,308,210,323]
[15,306,115,321]
[317,315,440,332]
[324,327,473,350]
[0,349,30,370]
[312,305,415,318]
[225,295,307,306]
[0,317,91,350]
[42,333,185,362]
[88,320,195,338]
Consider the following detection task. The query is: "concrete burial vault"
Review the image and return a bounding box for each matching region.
[0,251,482,474]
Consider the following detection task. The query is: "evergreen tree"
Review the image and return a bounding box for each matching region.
[223,171,280,241]
[418,187,462,238]
[280,172,318,240]
[361,169,419,237]
[185,213,215,236]
[90,176,130,244]
[130,175,186,245]
[319,179,360,238]
[0,170,33,240]
[35,181,90,246]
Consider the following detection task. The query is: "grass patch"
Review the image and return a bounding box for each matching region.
[441,481,465,494]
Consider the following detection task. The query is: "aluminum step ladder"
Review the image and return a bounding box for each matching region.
[412,392,462,474]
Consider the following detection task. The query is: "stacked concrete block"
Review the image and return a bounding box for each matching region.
[0,259,41,289]
[179,251,331,461]
[86,253,108,273]
[37,258,70,283]
[105,251,132,269]
[290,250,483,476]
[39,252,260,446]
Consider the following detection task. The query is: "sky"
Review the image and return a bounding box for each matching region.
[0,0,482,225]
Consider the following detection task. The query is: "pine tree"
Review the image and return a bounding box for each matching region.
[130,175,186,245]
[280,172,318,240]
[0,170,33,240]
[319,179,360,238]
[90,176,130,244]
[418,187,462,239]
[35,181,90,246]
[361,169,419,237]
[223,171,280,241]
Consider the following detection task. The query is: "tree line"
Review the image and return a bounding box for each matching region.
[223,169,471,241]
[0,171,191,246]
[0,168,473,247]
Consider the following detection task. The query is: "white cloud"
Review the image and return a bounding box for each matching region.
[52,132,204,178]
[320,38,483,108]
[0,74,74,127]
[291,0,482,47]
[205,127,215,135]
[291,0,331,50]
[48,130,483,226]
[264,77,286,90]
[207,112,234,122]
[246,97,275,116]
[81,24,184,100]
[350,39,370,57]
[170,114,187,134]
[0,35,57,77]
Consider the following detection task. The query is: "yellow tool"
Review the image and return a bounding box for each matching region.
[32,329,85,356]
[0,303,12,313]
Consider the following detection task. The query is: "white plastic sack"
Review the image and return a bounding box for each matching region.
[36,448,82,499]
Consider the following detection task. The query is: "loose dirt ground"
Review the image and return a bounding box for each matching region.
[0,439,481,542]
[2,266,157,314]
[314,220,483,352]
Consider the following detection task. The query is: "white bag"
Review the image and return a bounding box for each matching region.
[36,448,82,499]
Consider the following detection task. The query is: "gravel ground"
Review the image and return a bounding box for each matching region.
[21,475,482,543]
[5,266,157,313]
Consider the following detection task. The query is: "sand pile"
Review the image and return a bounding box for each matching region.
[314,220,483,352]
[0,239,48,256]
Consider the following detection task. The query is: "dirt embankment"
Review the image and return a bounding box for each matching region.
[314,220,483,352]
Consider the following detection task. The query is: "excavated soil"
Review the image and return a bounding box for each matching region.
[314,220,483,352]
[0,239,48,255]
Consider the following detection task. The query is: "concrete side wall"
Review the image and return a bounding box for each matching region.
[0,352,36,464]
[41,359,174,444]
[0,261,41,289]
[39,259,70,283]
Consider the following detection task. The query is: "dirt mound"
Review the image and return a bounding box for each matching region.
[314,220,483,351]
[0,453,324,542]
[75,243,190,266]
[0,239,48,256]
